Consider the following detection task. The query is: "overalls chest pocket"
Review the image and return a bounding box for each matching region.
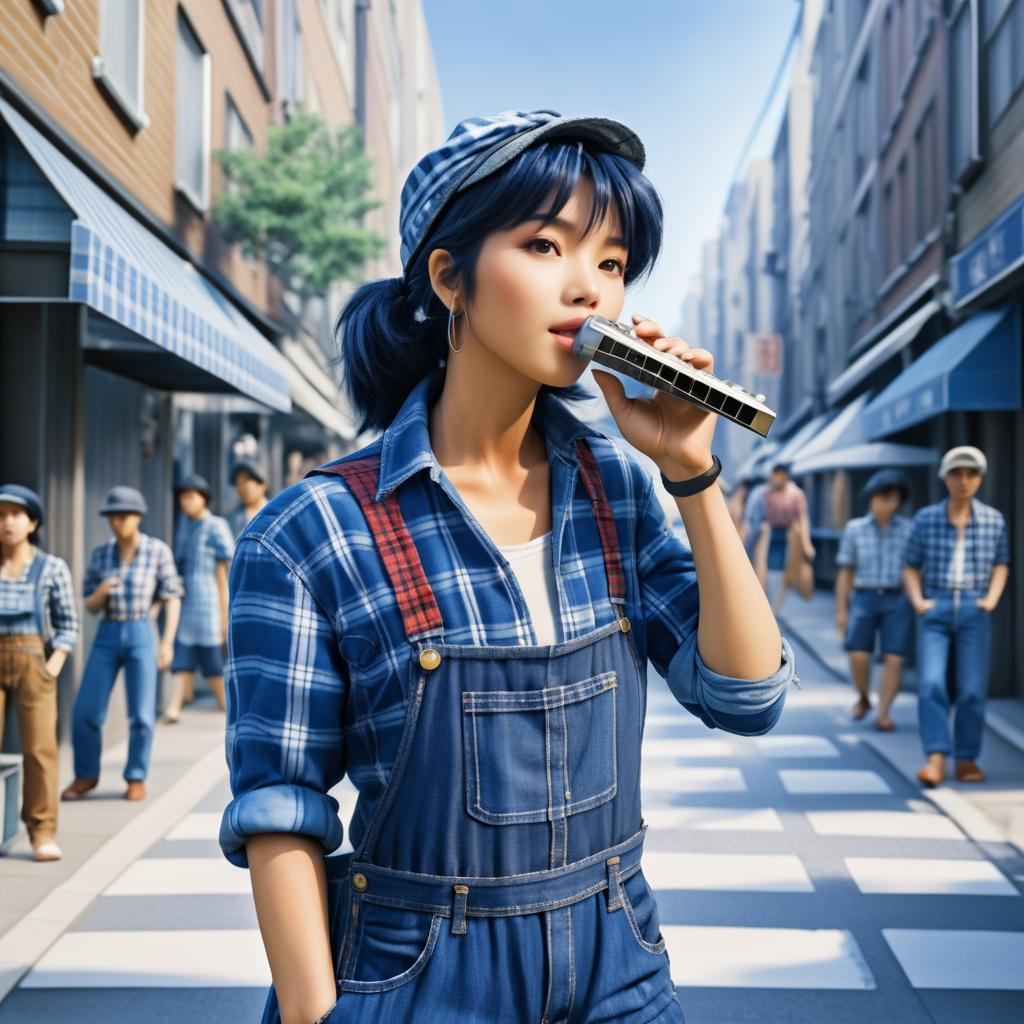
[461,671,618,825]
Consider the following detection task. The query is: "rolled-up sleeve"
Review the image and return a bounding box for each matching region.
[220,537,347,868]
[903,513,925,568]
[635,469,792,735]
[47,558,79,652]
[836,523,856,567]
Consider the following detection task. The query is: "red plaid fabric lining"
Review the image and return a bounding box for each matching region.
[576,439,626,604]
[316,458,444,640]
[315,440,626,639]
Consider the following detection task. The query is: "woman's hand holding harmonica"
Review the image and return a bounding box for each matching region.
[592,313,717,481]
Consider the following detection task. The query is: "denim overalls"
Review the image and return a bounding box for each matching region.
[262,440,685,1024]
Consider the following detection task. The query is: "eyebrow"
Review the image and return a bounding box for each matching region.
[524,215,627,249]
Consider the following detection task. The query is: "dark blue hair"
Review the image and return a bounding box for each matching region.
[338,141,664,433]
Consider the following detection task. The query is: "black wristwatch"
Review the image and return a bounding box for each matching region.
[660,455,722,498]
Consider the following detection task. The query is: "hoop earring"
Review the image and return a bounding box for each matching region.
[448,300,466,354]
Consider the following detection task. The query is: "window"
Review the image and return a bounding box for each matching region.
[897,156,910,261]
[277,0,305,118]
[882,180,895,277]
[913,104,939,243]
[224,0,265,74]
[853,53,872,183]
[92,0,147,130]
[224,95,254,153]
[984,0,1024,128]
[1,132,73,242]
[950,0,981,179]
[853,190,872,314]
[175,11,211,212]
[323,0,356,102]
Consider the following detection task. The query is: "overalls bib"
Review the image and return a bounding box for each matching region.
[263,441,685,1024]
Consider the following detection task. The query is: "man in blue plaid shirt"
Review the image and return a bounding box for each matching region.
[63,487,182,803]
[902,447,1010,786]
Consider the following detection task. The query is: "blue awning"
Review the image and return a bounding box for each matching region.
[1,99,291,413]
[790,392,871,474]
[792,442,939,475]
[772,413,829,469]
[863,306,1020,439]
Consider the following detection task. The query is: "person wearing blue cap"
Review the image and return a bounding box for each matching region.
[165,475,234,722]
[228,459,269,539]
[835,470,914,731]
[0,484,79,862]
[221,110,794,1024]
[903,446,1010,787]
[61,487,182,804]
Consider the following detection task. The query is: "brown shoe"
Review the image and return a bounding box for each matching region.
[955,760,986,783]
[61,777,98,801]
[852,696,872,721]
[916,753,946,788]
[875,716,896,732]
[124,780,147,801]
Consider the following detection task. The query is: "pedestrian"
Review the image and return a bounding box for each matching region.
[229,458,269,538]
[903,446,1010,787]
[219,110,795,1024]
[753,462,815,611]
[164,475,233,722]
[835,469,914,731]
[0,484,79,862]
[738,474,767,559]
[61,487,182,803]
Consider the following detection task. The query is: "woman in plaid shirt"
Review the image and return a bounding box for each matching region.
[222,111,794,1024]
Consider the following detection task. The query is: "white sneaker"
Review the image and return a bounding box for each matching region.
[32,840,63,862]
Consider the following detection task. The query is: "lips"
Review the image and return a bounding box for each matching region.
[549,317,587,333]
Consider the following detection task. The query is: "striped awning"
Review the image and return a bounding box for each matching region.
[1,99,291,412]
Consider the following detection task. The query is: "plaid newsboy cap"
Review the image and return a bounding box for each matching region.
[399,109,646,271]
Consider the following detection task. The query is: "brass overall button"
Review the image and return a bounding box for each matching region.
[618,617,631,633]
[419,648,441,671]
[352,872,368,892]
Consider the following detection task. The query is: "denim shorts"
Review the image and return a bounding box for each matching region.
[844,589,912,656]
[171,640,224,676]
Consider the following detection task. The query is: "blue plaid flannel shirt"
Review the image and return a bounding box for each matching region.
[219,373,795,867]
[904,498,1009,592]
[84,534,183,620]
[0,550,79,651]
[174,514,234,646]
[836,513,914,589]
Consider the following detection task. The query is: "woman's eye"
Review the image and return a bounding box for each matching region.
[602,258,625,274]
[528,238,557,255]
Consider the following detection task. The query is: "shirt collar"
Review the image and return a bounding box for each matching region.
[376,370,608,500]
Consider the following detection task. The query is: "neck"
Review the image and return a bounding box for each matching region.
[948,495,973,516]
[1,539,33,562]
[116,532,140,555]
[189,509,210,521]
[245,497,266,514]
[430,352,545,480]
[874,513,893,528]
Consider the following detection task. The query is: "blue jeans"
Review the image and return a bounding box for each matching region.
[916,590,992,761]
[72,619,158,781]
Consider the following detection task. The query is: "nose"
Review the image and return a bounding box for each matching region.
[564,255,601,308]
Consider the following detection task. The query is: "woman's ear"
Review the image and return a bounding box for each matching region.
[427,249,461,311]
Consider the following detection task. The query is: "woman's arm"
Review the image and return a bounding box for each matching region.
[83,577,115,614]
[979,563,1009,611]
[835,566,853,634]
[247,834,336,1024]
[670,482,781,680]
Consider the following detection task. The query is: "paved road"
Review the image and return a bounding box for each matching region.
[2,632,1023,1023]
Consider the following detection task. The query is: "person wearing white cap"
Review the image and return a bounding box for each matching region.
[902,446,1010,786]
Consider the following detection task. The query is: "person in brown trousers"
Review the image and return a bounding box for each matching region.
[0,485,79,861]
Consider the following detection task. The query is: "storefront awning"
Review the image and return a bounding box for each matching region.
[826,300,941,406]
[792,442,939,475]
[772,413,829,470]
[789,392,870,473]
[733,441,779,483]
[863,305,1021,439]
[0,99,291,413]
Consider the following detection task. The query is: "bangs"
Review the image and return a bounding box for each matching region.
[426,141,663,288]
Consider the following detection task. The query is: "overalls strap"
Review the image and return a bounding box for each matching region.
[26,552,47,638]
[575,438,626,606]
[310,458,444,642]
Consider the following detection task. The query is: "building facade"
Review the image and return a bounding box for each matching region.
[0,0,443,751]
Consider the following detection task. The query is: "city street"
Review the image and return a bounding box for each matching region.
[1,627,1023,1023]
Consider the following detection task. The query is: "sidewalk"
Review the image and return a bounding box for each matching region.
[778,588,1024,853]
[0,696,229,1000]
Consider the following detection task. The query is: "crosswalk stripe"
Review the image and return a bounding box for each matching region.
[752,735,840,758]
[662,926,875,989]
[165,813,222,842]
[644,851,814,892]
[805,810,964,840]
[845,857,1019,896]
[643,806,784,832]
[20,930,271,988]
[642,766,746,794]
[105,859,252,896]
[642,737,734,759]
[779,769,891,794]
[883,929,1024,989]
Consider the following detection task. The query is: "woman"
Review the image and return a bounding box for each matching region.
[0,484,79,862]
[220,110,794,1024]
[61,486,181,803]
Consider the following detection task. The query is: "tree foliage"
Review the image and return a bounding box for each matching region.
[213,108,386,301]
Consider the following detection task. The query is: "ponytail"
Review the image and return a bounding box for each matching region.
[337,274,447,434]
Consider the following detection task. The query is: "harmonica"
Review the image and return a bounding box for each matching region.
[572,315,776,437]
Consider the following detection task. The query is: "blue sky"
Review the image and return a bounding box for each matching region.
[420,0,798,334]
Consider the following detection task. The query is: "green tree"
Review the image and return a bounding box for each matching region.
[213,108,386,306]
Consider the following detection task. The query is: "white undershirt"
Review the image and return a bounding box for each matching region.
[497,531,562,646]
[950,528,967,589]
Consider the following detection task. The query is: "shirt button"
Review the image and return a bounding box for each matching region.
[419,648,441,671]
[352,872,368,892]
